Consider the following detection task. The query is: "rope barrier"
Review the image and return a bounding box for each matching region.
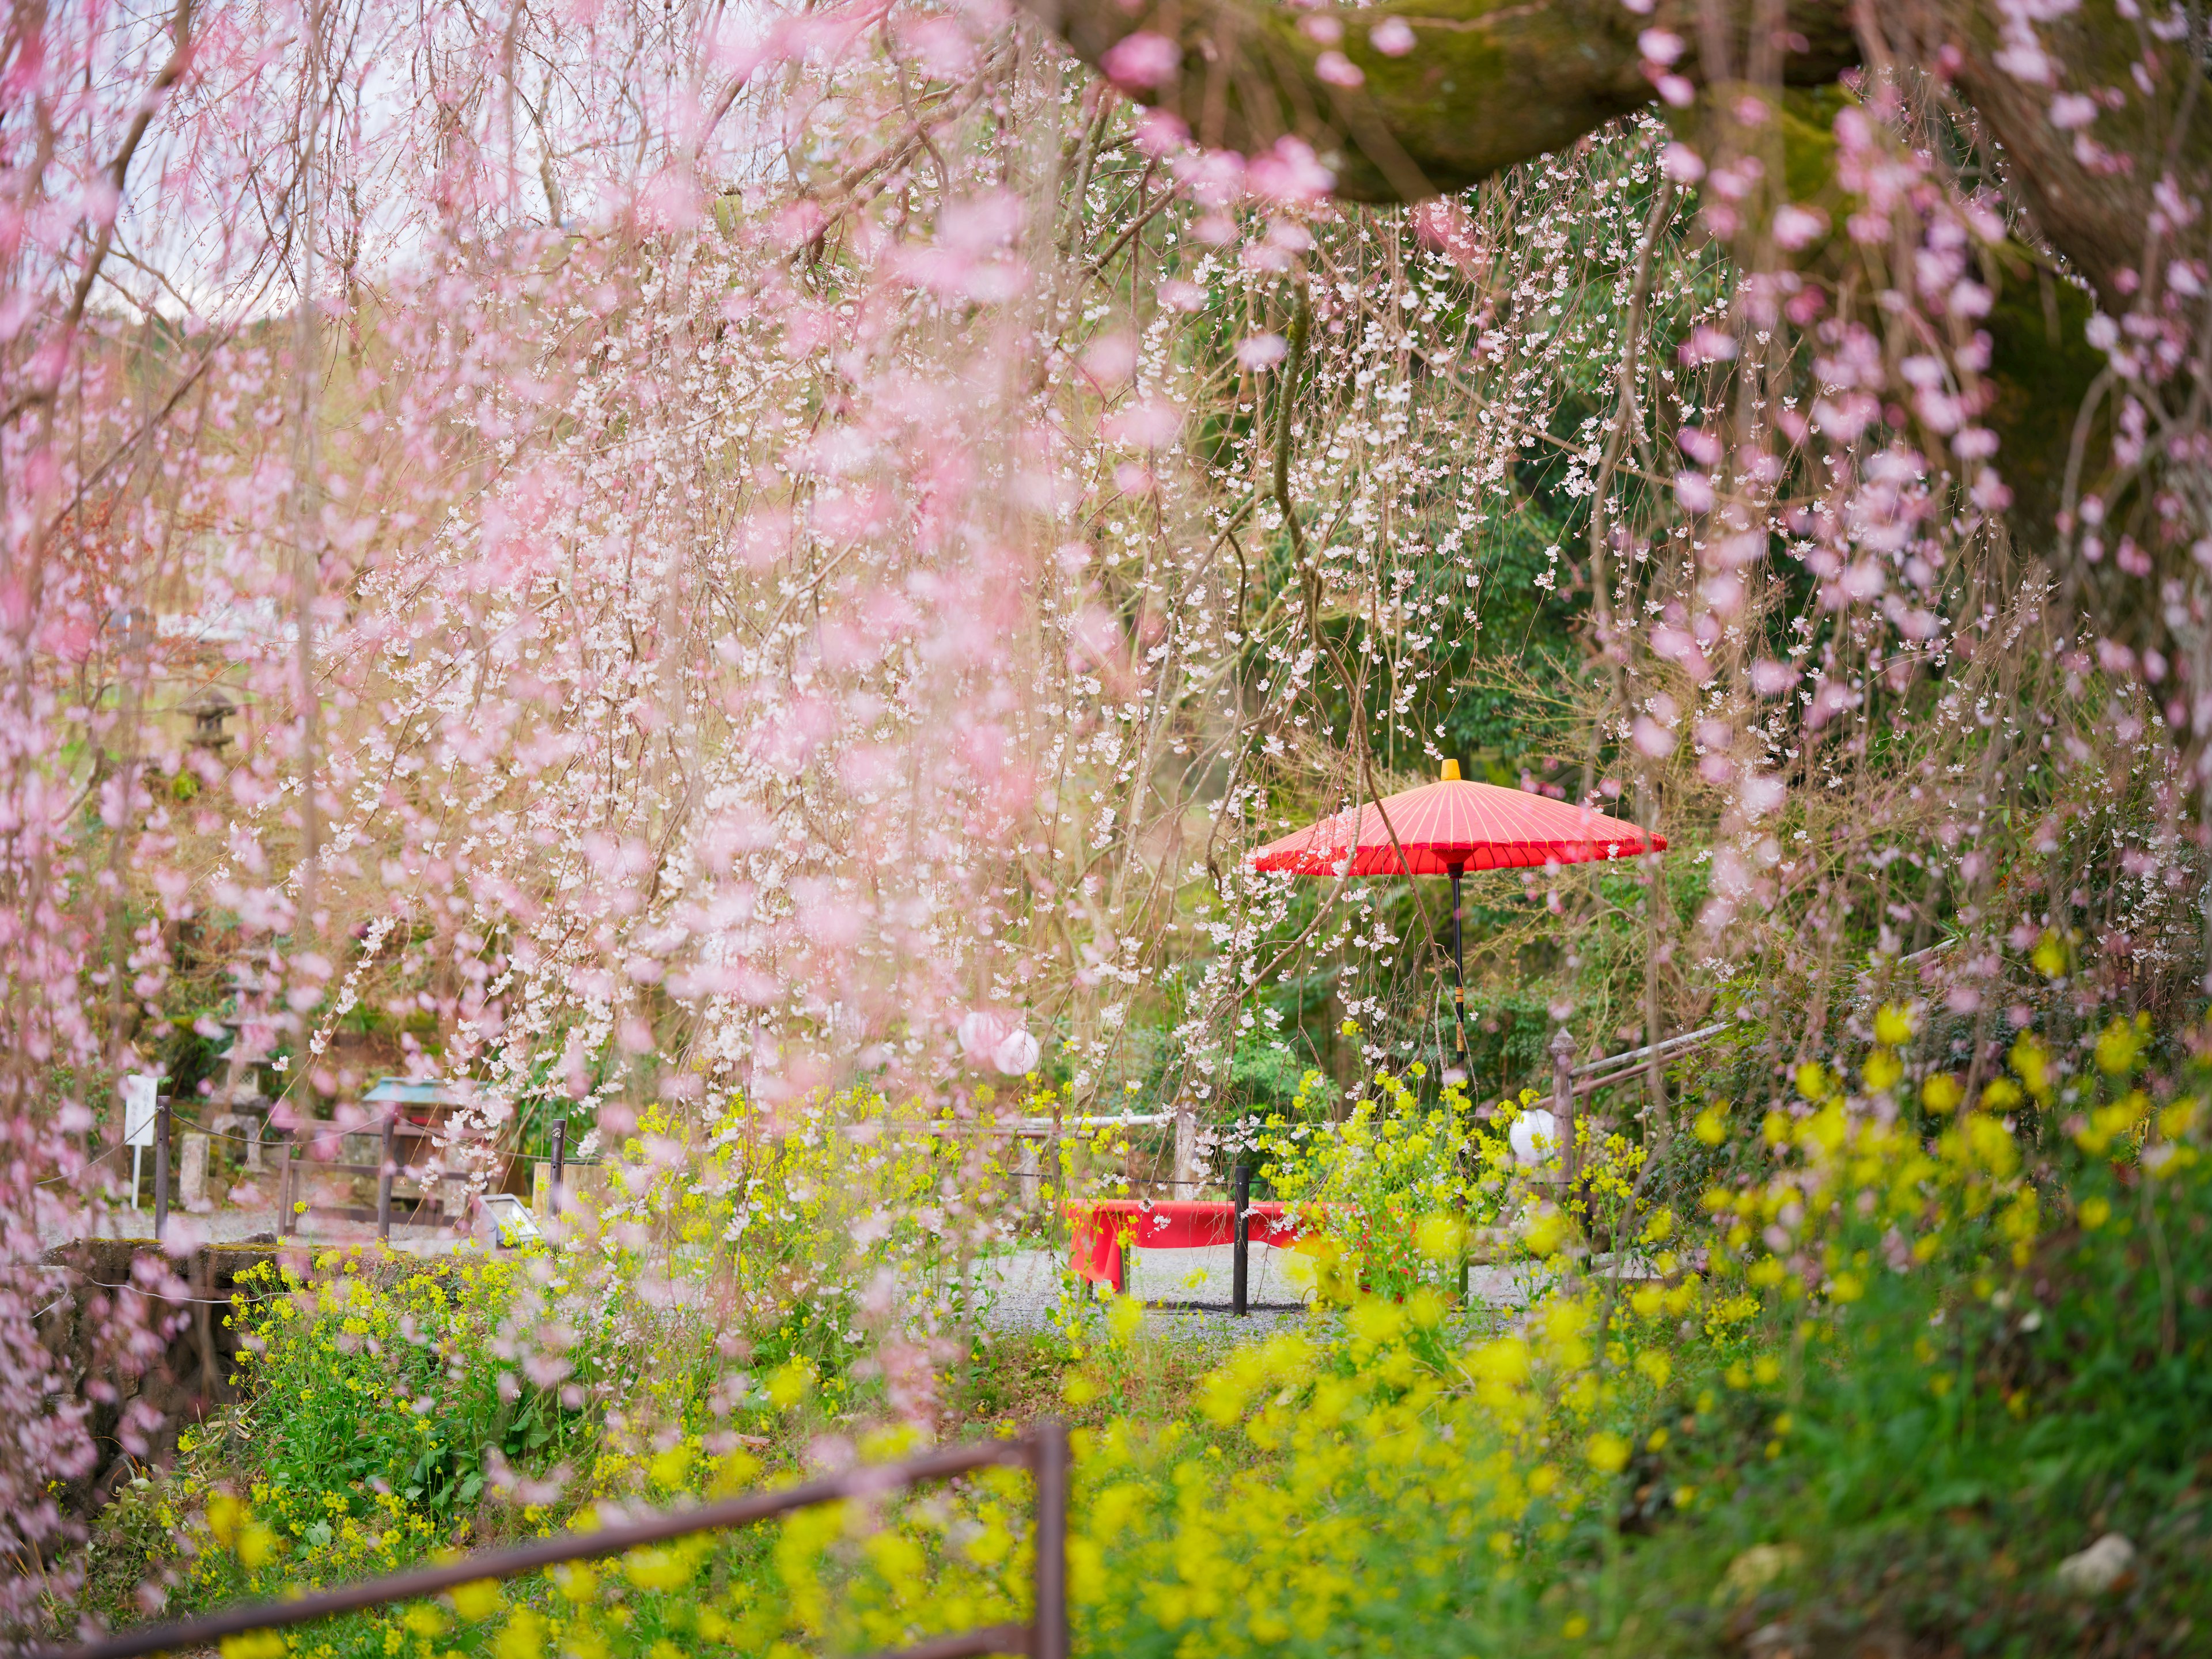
[127,1122,446,1149]
[69,1282,290,1306]
[34,1142,132,1187]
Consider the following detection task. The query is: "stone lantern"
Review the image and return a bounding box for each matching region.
[180,687,236,751]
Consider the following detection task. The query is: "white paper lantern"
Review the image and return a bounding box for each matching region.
[957,1009,1008,1064]
[1509,1108,1559,1168]
[958,1010,1037,1075]
[991,1029,1041,1076]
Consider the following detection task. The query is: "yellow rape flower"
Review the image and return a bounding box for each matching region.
[1467,1334,1531,1385]
[1541,1298,1593,1370]
[494,1611,543,1659]
[206,1492,244,1547]
[1521,1209,1568,1258]
[1414,1214,1461,1260]
[448,1582,502,1623]
[766,1359,813,1408]
[2095,1014,2149,1076]
[1105,1294,1145,1343]
[1586,1431,1630,1474]
[2031,929,2069,978]
[622,1547,693,1592]
[646,1444,694,1491]
[1347,1298,1405,1344]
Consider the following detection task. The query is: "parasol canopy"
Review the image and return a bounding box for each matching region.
[1247,762,1663,876]
[1246,761,1666,1077]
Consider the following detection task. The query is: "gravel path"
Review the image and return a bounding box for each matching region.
[973,1244,1308,1335]
[58,1213,1556,1349]
[971,1244,1543,1336]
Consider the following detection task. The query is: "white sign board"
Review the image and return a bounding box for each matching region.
[481,1192,543,1247]
[121,1074,163,1147]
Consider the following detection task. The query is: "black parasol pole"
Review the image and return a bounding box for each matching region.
[1449,858,1467,1072]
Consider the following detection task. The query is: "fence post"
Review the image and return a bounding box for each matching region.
[550,1116,566,1218]
[1550,1027,1578,1187]
[153,1094,171,1243]
[1031,1420,1068,1659]
[377,1108,396,1242]
[1172,1100,1197,1194]
[278,1135,294,1237]
[1231,1161,1251,1317]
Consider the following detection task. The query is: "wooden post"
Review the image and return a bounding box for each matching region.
[278,1136,294,1237]
[1550,1027,1578,1187]
[180,1132,209,1209]
[550,1116,566,1218]
[1031,1421,1069,1659]
[152,1094,171,1242]
[1011,1132,1041,1210]
[1172,1101,1198,1193]
[1232,1161,1251,1317]
[376,1109,396,1241]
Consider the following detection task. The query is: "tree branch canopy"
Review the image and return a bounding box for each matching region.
[1016,0,1858,200]
[1017,0,2212,324]
[1904,0,2212,313]
[1017,0,2212,682]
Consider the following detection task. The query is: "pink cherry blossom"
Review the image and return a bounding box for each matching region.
[1369,18,1416,56]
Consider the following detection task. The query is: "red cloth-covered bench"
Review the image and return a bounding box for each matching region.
[1065,1198,1320,1295]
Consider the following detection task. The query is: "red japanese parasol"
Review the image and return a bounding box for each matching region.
[1248,761,1664,1069]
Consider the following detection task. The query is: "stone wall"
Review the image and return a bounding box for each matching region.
[36,1239,282,1516]
[37,1238,479,1518]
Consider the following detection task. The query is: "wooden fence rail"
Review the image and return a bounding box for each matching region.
[37,1423,1069,1659]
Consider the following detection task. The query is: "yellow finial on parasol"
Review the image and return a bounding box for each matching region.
[1441,759,1461,781]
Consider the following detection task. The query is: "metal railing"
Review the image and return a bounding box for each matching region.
[40,1423,1069,1659]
